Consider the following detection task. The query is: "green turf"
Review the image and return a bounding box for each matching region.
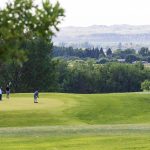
[1,135,150,150]
[0,93,150,149]
[0,125,150,150]
[0,93,150,127]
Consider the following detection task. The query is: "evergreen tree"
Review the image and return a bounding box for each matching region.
[106,48,112,57]
[99,48,105,58]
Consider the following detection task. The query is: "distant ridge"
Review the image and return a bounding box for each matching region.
[53,25,150,48]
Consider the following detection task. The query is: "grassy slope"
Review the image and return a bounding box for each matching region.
[0,93,150,150]
[0,93,150,127]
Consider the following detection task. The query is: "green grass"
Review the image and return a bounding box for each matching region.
[0,93,150,149]
[0,125,150,150]
[0,93,150,127]
[1,135,150,150]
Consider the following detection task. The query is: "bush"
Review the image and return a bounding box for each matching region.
[141,80,150,91]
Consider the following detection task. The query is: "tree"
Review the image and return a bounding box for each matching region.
[63,61,97,93]
[147,57,150,63]
[97,58,109,64]
[20,39,58,92]
[141,80,150,91]
[113,49,136,59]
[138,47,150,57]
[0,0,64,63]
[134,61,144,70]
[118,42,122,49]
[105,63,143,92]
[0,58,28,92]
[123,49,136,55]
[99,48,105,58]
[125,54,138,63]
[106,48,112,57]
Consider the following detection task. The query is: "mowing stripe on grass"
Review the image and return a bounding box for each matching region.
[0,124,150,137]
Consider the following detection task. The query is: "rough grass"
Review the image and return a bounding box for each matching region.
[0,93,150,149]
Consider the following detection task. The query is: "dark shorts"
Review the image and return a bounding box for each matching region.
[6,91,10,94]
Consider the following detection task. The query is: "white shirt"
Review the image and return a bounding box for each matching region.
[0,89,2,94]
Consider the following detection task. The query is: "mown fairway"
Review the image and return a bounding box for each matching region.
[0,93,150,149]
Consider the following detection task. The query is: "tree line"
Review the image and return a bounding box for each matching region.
[53,46,150,63]
[55,60,150,93]
[1,39,150,93]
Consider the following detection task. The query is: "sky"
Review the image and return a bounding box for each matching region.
[1,0,150,27]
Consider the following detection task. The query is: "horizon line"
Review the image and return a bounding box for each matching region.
[60,24,150,28]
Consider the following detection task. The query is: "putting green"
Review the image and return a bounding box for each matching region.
[0,93,75,111]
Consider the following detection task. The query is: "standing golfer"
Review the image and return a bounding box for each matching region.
[0,87,2,101]
[6,85,10,99]
[34,90,39,103]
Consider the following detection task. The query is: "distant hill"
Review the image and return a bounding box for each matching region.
[53,25,150,49]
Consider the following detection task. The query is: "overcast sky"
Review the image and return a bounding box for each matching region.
[1,0,150,27]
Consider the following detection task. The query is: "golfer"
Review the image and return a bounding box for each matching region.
[34,90,39,103]
[0,87,2,100]
[6,85,10,99]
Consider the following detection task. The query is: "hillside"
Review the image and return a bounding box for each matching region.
[53,25,150,48]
